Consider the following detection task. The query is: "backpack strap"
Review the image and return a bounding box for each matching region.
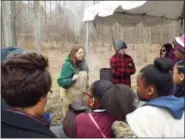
[88,113,107,138]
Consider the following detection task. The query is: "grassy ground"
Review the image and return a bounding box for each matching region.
[20,41,160,125]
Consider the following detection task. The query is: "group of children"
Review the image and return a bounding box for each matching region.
[1,34,184,138]
[58,34,185,137]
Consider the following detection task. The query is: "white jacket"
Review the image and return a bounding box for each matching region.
[126,106,184,137]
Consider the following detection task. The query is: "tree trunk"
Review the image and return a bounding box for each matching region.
[34,1,41,53]
[2,1,17,47]
[54,1,58,25]
[2,1,11,47]
[44,1,47,23]
[110,25,116,51]
[92,21,97,52]
[10,1,17,46]
[50,1,52,19]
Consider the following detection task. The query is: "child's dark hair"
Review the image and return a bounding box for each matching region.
[91,80,114,102]
[160,43,173,57]
[174,60,185,96]
[176,60,185,78]
[1,52,51,107]
[91,80,135,120]
[102,84,136,119]
[140,57,173,97]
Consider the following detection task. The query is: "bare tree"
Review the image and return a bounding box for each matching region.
[34,1,42,52]
[2,1,17,47]
[44,1,47,23]
[10,1,17,45]
[50,1,52,19]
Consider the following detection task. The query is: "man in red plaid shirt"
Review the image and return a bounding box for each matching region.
[110,40,136,87]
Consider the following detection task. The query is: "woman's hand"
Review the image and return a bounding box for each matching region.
[72,74,79,81]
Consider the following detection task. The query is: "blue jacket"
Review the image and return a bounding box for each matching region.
[144,96,184,119]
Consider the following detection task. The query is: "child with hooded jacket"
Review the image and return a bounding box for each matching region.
[112,58,184,137]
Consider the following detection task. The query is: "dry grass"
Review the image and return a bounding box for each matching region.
[19,41,160,125]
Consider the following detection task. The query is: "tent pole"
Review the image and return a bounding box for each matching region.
[180,2,185,35]
[85,21,89,67]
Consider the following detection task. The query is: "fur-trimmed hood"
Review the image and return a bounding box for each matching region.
[112,121,136,138]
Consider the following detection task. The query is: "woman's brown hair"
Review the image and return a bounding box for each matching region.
[69,45,84,67]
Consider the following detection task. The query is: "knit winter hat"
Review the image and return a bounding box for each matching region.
[174,35,185,54]
[1,47,24,62]
[115,40,127,52]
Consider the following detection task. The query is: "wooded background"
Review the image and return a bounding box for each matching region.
[1,1,184,50]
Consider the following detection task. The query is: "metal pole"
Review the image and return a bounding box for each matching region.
[85,21,89,67]
[180,2,184,35]
[180,18,184,35]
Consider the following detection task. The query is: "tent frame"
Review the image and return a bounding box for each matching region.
[84,2,185,67]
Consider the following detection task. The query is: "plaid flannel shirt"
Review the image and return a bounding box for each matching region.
[110,53,136,87]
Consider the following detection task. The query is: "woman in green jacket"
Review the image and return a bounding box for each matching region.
[57,45,89,116]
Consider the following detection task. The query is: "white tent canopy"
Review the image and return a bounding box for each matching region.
[83,1,184,26]
[83,1,184,65]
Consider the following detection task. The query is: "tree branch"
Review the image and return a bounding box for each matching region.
[13,1,22,20]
